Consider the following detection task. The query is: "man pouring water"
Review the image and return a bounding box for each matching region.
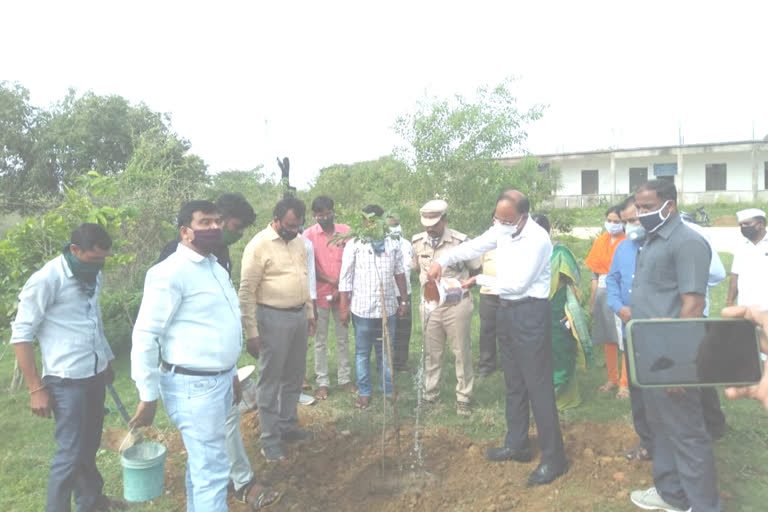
[426,190,568,487]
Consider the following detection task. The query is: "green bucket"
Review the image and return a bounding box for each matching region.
[121,442,167,502]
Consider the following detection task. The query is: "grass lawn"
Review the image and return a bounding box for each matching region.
[1,251,767,510]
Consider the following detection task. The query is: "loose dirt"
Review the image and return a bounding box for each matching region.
[151,407,659,511]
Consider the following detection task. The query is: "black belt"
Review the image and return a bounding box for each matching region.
[499,297,545,307]
[258,303,305,313]
[161,361,233,377]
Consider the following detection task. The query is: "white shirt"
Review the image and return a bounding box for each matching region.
[437,220,552,301]
[10,255,114,379]
[731,232,768,310]
[303,237,317,300]
[682,220,727,316]
[338,238,405,318]
[131,243,242,402]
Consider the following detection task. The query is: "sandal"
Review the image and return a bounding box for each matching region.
[599,381,618,393]
[623,445,652,461]
[616,388,630,400]
[354,395,370,409]
[315,386,329,400]
[236,480,282,510]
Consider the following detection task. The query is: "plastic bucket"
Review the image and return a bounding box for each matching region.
[121,441,167,502]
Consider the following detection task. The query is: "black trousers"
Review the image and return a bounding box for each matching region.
[643,388,721,511]
[393,295,412,369]
[623,347,727,454]
[497,298,566,465]
[478,293,499,373]
[45,372,106,512]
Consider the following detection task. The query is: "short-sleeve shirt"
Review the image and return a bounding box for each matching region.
[631,213,711,320]
[303,222,350,308]
[412,227,481,287]
[731,233,768,309]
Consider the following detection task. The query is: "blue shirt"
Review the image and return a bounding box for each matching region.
[606,238,641,337]
[131,243,242,402]
[10,255,114,379]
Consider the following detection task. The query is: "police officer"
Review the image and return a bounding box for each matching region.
[412,199,480,416]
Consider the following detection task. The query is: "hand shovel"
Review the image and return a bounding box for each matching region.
[106,383,143,452]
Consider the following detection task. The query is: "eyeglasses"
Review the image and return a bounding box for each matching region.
[493,216,518,226]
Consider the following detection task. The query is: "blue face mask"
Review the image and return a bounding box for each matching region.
[638,200,671,233]
[625,224,646,242]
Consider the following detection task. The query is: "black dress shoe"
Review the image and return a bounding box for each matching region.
[486,445,533,462]
[527,461,568,486]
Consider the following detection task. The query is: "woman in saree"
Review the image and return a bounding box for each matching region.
[532,214,593,411]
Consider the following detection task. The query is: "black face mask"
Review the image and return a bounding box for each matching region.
[278,227,298,241]
[318,215,335,229]
[741,225,760,240]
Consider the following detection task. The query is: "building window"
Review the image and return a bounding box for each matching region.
[705,163,727,191]
[629,167,648,192]
[581,170,599,195]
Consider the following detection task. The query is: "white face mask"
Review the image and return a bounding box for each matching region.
[625,224,646,241]
[494,219,519,236]
[604,221,624,235]
[389,225,402,234]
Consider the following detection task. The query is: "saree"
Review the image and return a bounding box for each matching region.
[550,242,594,411]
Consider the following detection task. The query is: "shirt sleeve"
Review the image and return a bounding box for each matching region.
[392,242,405,276]
[9,267,57,344]
[238,239,265,339]
[436,227,497,268]
[730,247,742,276]
[707,246,726,287]
[605,247,623,314]
[338,242,355,293]
[675,235,711,296]
[95,275,114,361]
[131,266,183,402]
[305,241,317,300]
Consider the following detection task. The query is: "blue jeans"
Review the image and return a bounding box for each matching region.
[160,368,234,512]
[44,372,106,512]
[353,314,395,397]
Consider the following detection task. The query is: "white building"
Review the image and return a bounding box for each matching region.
[502,140,768,208]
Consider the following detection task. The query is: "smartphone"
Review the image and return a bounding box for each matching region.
[626,318,763,388]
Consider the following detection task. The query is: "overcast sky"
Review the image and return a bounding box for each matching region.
[3,0,767,188]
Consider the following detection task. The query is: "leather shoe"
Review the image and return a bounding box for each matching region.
[486,445,532,463]
[527,461,568,486]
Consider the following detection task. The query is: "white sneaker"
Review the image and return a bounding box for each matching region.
[298,392,316,406]
[630,487,691,512]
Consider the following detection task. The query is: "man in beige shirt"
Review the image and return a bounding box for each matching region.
[239,196,316,462]
[412,199,481,416]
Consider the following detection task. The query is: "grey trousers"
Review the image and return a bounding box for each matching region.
[314,306,351,387]
[256,306,308,449]
[224,405,253,491]
[643,388,722,512]
[497,298,566,466]
[44,372,106,512]
[478,293,500,373]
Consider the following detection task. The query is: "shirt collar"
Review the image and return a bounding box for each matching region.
[59,254,74,278]
[176,241,217,264]
[653,212,681,240]
[266,223,282,241]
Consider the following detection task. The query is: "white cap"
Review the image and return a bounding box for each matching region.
[736,208,766,223]
[420,199,448,227]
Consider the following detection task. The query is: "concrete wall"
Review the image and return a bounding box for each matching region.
[540,142,768,206]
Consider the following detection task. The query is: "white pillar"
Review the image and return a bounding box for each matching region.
[610,152,616,202]
[752,143,759,202]
[676,148,685,203]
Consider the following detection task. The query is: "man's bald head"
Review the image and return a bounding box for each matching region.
[499,189,530,215]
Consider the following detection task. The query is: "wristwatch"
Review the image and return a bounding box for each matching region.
[400,300,410,306]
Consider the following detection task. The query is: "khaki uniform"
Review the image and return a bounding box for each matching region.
[412,228,481,404]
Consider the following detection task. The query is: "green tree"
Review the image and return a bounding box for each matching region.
[394,78,559,235]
